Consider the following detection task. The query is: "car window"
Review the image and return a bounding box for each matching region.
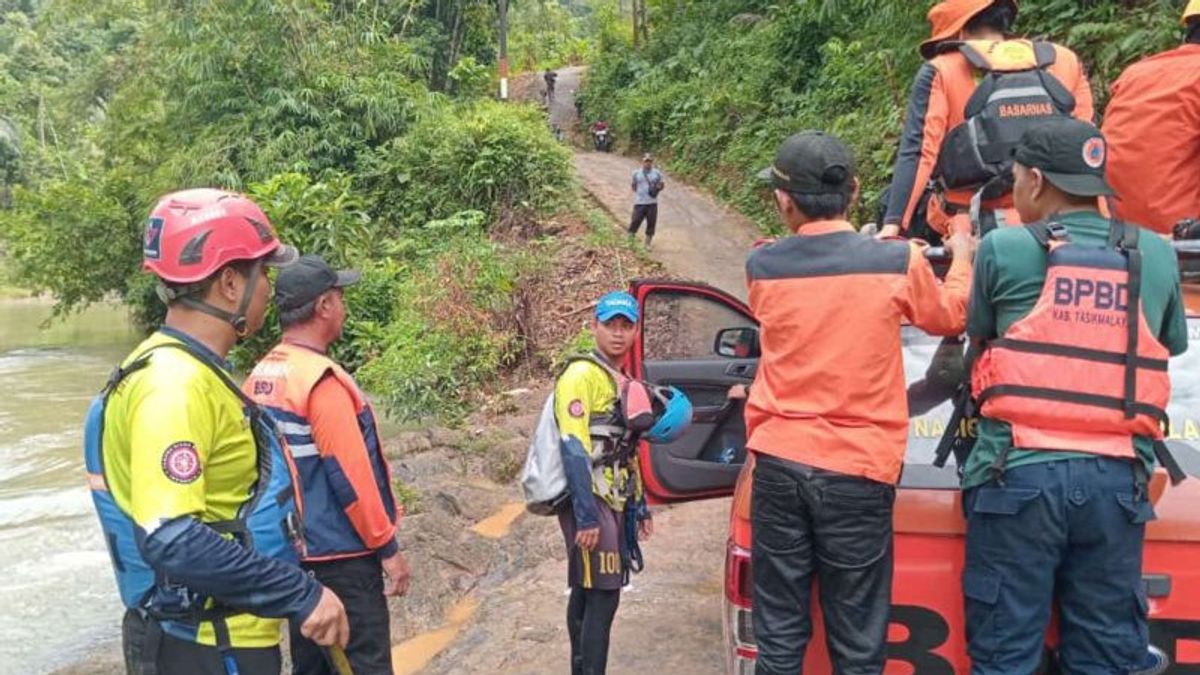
[642,289,756,362]
[901,319,1200,489]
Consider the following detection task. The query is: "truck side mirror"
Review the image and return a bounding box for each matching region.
[714,327,760,359]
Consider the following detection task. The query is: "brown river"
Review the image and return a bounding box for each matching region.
[0,299,139,674]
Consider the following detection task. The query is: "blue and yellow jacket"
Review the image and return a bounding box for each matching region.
[554,353,646,529]
[92,327,320,648]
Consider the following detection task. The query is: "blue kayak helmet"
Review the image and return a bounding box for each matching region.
[644,385,693,444]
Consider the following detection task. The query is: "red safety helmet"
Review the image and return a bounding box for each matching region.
[143,188,296,284]
[143,188,297,336]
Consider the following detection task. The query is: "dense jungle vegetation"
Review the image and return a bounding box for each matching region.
[579,0,1186,232]
[0,0,616,422]
[1,0,1186,421]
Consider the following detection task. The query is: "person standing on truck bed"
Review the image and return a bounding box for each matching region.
[746,131,975,674]
[880,0,1093,239]
[957,119,1188,674]
[1102,0,1200,236]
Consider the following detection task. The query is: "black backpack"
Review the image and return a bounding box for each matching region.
[935,40,1076,193]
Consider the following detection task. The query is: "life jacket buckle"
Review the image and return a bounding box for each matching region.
[1045,221,1070,241]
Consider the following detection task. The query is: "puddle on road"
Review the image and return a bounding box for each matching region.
[389,502,524,672]
[392,595,480,675]
[469,502,526,539]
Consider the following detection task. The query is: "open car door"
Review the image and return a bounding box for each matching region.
[628,280,758,504]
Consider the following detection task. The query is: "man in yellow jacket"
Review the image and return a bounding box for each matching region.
[555,291,654,675]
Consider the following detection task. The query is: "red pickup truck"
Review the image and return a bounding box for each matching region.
[624,254,1200,674]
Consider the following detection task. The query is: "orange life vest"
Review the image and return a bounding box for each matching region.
[244,342,398,560]
[970,221,1170,459]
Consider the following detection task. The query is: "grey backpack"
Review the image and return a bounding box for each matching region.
[521,394,570,516]
[521,355,623,516]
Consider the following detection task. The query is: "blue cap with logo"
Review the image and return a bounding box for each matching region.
[595,291,639,323]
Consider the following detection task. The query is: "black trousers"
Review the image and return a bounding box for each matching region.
[567,586,621,675]
[751,453,896,675]
[290,555,393,675]
[122,609,281,675]
[628,203,658,238]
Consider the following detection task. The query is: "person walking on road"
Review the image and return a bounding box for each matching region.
[956,119,1188,674]
[84,189,349,675]
[1102,0,1200,236]
[544,69,558,103]
[245,254,411,675]
[629,154,665,248]
[747,131,975,674]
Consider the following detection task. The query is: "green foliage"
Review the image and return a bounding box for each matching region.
[553,324,596,371]
[582,0,1189,233]
[358,100,574,228]
[1,176,139,314]
[447,55,493,99]
[356,211,533,423]
[391,477,422,515]
[509,0,595,71]
[247,172,376,264]
[0,1,576,424]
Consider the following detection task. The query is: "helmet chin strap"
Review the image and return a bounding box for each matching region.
[159,259,264,339]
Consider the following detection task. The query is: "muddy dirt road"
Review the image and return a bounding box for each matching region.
[415,69,763,675]
[558,67,760,302]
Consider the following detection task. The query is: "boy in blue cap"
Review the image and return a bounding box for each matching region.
[555,290,653,675]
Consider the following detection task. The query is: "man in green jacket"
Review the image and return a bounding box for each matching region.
[961,118,1187,673]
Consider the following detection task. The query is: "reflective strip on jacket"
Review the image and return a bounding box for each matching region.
[972,232,1171,456]
[244,342,399,561]
[885,39,1094,232]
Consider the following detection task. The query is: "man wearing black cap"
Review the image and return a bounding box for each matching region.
[745,131,974,674]
[245,255,411,675]
[959,118,1187,673]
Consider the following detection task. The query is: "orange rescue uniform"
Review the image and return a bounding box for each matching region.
[744,221,971,484]
[885,39,1094,234]
[1102,44,1200,235]
[245,342,400,561]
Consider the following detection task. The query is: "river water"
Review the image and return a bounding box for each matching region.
[0,299,139,675]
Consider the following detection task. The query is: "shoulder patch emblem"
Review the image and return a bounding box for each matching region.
[162,442,202,484]
[568,400,586,418]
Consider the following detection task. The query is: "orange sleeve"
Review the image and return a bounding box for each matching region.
[308,375,397,551]
[902,70,951,230]
[1067,49,1095,124]
[896,244,971,336]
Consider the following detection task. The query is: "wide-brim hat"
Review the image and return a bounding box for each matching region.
[1185,0,1200,25]
[920,0,1018,59]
